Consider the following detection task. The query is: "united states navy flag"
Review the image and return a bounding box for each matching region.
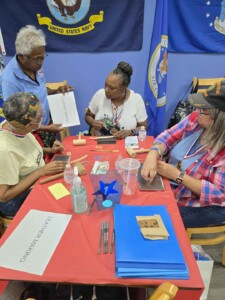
[0,0,144,55]
[144,0,168,137]
[169,0,225,52]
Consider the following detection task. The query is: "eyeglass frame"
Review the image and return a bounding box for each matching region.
[24,52,48,65]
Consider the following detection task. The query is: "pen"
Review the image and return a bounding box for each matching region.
[110,229,115,254]
[98,222,104,255]
[86,198,96,216]
[103,221,109,254]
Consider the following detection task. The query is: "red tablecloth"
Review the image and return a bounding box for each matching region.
[0,137,204,300]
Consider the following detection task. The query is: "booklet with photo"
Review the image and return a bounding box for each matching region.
[138,164,165,191]
[136,214,169,240]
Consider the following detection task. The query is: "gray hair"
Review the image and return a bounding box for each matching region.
[3,92,40,125]
[204,108,225,153]
[15,25,46,55]
[112,61,133,87]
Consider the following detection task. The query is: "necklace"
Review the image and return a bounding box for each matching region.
[177,132,207,171]
[111,91,127,126]
[0,127,26,138]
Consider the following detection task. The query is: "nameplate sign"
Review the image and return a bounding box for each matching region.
[0,210,72,275]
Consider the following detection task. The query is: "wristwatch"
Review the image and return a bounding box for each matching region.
[175,171,185,184]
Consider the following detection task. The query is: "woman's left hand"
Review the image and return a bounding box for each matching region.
[157,160,180,181]
[113,129,130,139]
[51,140,65,154]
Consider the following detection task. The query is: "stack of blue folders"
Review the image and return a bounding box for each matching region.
[114,204,189,279]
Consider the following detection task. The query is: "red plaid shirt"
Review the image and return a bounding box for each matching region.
[155,111,225,207]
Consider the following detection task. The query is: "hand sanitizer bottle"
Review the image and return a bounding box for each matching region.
[71,166,88,214]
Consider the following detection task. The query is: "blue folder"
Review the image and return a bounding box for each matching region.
[114,204,189,279]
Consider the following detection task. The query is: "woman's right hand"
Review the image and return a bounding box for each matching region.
[91,120,104,130]
[39,161,67,176]
[141,151,159,182]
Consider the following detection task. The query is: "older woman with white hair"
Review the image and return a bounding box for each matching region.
[141,81,225,228]
[2,25,73,153]
[0,92,66,217]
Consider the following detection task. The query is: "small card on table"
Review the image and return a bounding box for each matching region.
[136,215,169,240]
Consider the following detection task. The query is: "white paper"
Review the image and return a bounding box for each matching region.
[125,136,139,148]
[47,91,80,127]
[0,210,72,275]
[0,28,6,55]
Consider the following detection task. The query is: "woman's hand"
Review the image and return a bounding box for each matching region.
[113,129,130,139]
[157,160,180,181]
[40,161,67,176]
[141,151,159,182]
[51,140,65,154]
[92,120,104,130]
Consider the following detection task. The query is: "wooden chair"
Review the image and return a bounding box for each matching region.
[187,225,225,266]
[148,282,178,300]
[193,77,225,93]
[46,80,70,141]
[0,213,13,237]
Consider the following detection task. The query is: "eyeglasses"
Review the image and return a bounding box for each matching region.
[25,52,48,65]
[196,108,212,115]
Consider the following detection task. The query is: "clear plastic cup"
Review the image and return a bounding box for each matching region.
[118,158,140,195]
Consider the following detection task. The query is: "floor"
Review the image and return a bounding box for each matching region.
[0,243,225,300]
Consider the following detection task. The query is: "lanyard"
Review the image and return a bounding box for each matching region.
[111,103,124,125]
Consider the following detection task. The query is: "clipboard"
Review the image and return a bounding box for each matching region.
[138,165,165,191]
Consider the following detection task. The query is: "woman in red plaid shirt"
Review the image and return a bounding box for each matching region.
[142,81,225,228]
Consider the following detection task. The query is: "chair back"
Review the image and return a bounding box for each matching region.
[193,77,225,93]
[149,282,178,300]
[186,225,225,266]
[46,80,67,90]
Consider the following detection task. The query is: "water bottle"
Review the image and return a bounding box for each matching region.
[71,166,88,214]
[138,126,146,141]
[115,154,123,174]
[64,163,74,185]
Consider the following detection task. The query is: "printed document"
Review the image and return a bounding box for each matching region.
[47,91,80,127]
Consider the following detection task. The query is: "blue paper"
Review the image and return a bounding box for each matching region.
[114,204,189,279]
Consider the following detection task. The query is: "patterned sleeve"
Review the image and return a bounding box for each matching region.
[200,165,225,206]
[154,111,199,152]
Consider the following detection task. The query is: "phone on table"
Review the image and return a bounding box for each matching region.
[52,155,70,163]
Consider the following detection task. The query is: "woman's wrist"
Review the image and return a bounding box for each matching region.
[129,129,137,136]
[149,147,162,159]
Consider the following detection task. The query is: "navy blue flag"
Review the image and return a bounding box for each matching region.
[168,0,225,53]
[0,0,144,55]
[144,0,168,137]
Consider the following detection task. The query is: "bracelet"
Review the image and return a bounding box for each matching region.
[129,129,136,136]
[149,147,162,159]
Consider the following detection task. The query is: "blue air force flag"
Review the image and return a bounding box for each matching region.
[0,0,144,55]
[168,0,225,53]
[144,0,168,137]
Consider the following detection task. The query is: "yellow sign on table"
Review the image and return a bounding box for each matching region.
[48,183,70,200]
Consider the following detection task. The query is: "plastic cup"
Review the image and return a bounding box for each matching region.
[118,158,140,195]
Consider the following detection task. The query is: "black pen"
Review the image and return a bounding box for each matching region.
[103,221,109,254]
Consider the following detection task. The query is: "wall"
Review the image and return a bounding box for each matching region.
[3,0,225,134]
[3,0,156,135]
